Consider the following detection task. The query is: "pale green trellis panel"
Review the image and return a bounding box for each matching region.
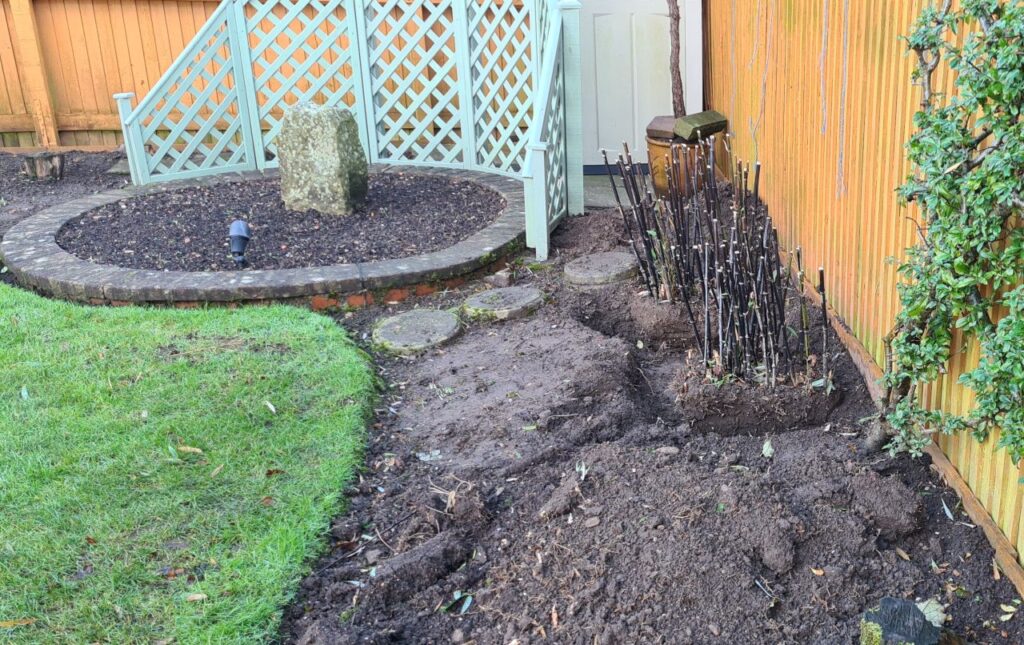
[115,0,580,259]
[243,0,365,167]
[468,0,534,173]
[524,0,582,260]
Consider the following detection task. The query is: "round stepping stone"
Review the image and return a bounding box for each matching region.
[464,286,544,321]
[372,309,461,355]
[564,251,638,286]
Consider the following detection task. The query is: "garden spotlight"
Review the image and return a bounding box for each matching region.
[229,220,252,268]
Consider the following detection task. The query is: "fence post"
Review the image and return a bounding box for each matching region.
[9,0,59,148]
[524,141,550,260]
[559,0,583,215]
[114,93,147,185]
[452,1,478,168]
[226,0,261,171]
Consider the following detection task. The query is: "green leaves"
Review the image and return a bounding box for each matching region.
[886,0,1024,461]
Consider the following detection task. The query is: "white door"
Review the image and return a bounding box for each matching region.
[580,0,704,167]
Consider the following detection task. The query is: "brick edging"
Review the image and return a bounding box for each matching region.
[0,165,526,308]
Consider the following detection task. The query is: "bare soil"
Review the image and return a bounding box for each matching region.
[282,211,1024,645]
[56,174,505,271]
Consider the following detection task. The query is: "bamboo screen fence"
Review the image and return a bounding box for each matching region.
[704,0,1024,567]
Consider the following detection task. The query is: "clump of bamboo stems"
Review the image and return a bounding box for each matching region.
[604,138,828,388]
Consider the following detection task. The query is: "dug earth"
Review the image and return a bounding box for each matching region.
[281,211,1024,645]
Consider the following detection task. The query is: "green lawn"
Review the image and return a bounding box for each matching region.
[0,284,375,644]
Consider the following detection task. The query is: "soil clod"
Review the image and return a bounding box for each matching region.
[852,471,923,539]
[537,473,583,521]
[364,531,472,607]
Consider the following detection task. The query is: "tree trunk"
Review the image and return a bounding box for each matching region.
[21,152,65,180]
[667,0,686,118]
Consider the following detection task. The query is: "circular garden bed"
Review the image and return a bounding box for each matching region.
[0,166,526,307]
[58,173,506,272]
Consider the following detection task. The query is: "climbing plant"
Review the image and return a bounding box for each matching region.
[883,0,1024,458]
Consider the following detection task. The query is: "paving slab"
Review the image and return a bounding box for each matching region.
[464,286,544,321]
[106,158,130,175]
[372,309,461,355]
[564,251,638,286]
[584,174,625,211]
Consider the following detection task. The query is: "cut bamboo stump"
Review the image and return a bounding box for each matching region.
[21,152,65,180]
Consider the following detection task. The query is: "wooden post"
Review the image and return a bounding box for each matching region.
[20,151,64,179]
[114,93,146,185]
[524,140,550,260]
[9,0,59,148]
[559,0,584,216]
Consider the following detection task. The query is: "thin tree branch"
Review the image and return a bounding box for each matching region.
[667,0,686,118]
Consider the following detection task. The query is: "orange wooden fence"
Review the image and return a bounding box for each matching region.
[704,0,1024,575]
[0,0,533,150]
[0,0,221,149]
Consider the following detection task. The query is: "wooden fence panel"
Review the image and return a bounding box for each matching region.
[0,0,33,146]
[705,0,1024,568]
[0,0,538,151]
[0,0,220,149]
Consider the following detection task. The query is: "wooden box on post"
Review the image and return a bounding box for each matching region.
[645,111,728,198]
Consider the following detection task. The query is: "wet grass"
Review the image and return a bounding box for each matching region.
[0,285,375,643]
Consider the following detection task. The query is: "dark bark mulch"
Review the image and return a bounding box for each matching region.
[0,151,127,238]
[56,174,506,271]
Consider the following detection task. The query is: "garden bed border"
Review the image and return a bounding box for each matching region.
[0,165,525,309]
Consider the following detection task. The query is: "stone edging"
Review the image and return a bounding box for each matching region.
[0,165,526,308]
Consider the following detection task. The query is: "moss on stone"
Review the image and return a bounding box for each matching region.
[860,620,884,645]
[859,618,917,645]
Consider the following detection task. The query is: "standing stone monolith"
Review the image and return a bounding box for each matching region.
[277,103,368,215]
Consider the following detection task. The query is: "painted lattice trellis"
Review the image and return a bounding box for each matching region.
[114,0,582,259]
[469,0,535,173]
[114,2,254,179]
[244,0,363,164]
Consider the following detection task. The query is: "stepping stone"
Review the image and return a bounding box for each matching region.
[372,309,461,355]
[464,286,544,321]
[564,251,637,286]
